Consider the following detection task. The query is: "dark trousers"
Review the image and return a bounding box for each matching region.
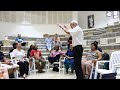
[73,45,83,79]
[17,61,29,76]
[48,55,61,64]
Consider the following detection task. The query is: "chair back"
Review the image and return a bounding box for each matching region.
[109,51,120,71]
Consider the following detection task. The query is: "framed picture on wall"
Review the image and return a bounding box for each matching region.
[106,11,112,17]
[113,11,119,19]
[88,15,94,28]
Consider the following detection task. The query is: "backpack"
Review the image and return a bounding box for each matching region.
[101,52,110,60]
[101,52,110,70]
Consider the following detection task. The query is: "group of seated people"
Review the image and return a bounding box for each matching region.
[0,33,110,79]
[0,42,47,79]
[48,44,74,73]
[44,33,62,52]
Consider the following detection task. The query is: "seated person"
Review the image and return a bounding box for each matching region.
[15,34,26,46]
[54,33,60,42]
[0,47,18,77]
[52,40,62,51]
[27,44,34,58]
[12,43,29,78]
[27,44,35,70]
[0,67,9,79]
[30,45,46,73]
[82,43,102,79]
[45,35,53,52]
[94,41,102,52]
[48,45,64,71]
[9,42,17,59]
[67,36,72,49]
[64,44,74,74]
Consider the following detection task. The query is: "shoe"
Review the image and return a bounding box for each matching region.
[71,70,74,73]
[37,71,45,73]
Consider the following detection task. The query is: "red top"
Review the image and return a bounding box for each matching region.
[30,50,42,57]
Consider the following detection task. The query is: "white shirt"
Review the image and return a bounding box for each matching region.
[12,49,25,60]
[68,26,83,47]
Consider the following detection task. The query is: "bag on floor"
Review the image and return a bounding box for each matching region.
[53,64,59,72]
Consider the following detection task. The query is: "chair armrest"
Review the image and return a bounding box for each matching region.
[95,60,110,69]
[97,60,110,63]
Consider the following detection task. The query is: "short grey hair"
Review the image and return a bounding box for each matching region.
[70,20,78,24]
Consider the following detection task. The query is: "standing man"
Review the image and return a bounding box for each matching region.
[58,20,84,79]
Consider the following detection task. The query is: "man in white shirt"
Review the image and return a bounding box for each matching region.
[58,20,84,79]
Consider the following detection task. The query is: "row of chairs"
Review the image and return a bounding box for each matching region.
[30,56,65,74]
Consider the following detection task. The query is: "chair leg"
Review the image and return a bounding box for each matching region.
[29,63,31,75]
[63,65,65,74]
[94,70,98,79]
[14,70,19,79]
[59,62,61,74]
[89,67,94,79]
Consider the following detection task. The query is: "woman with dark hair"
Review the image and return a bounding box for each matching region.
[9,42,17,59]
[82,43,102,78]
[48,45,64,72]
[27,44,34,58]
[67,36,72,49]
[12,43,29,78]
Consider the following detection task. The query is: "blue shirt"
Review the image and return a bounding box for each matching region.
[45,38,53,44]
[15,38,24,43]
[65,49,74,57]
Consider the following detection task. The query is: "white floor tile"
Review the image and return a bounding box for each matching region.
[26,70,76,79]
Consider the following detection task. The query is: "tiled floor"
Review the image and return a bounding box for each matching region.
[26,69,76,79]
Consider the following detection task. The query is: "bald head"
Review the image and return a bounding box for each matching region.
[70,20,78,29]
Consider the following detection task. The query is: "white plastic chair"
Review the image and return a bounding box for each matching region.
[60,57,65,74]
[94,51,120,79]
[89,60,107,79]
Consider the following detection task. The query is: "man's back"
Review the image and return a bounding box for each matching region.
[69,26,83,47]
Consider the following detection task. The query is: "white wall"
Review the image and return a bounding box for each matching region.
[0,11,78,39]
[78,11,120,29]
[0,22,70,40]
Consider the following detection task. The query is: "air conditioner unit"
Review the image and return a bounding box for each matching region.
[100,38,108,45]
